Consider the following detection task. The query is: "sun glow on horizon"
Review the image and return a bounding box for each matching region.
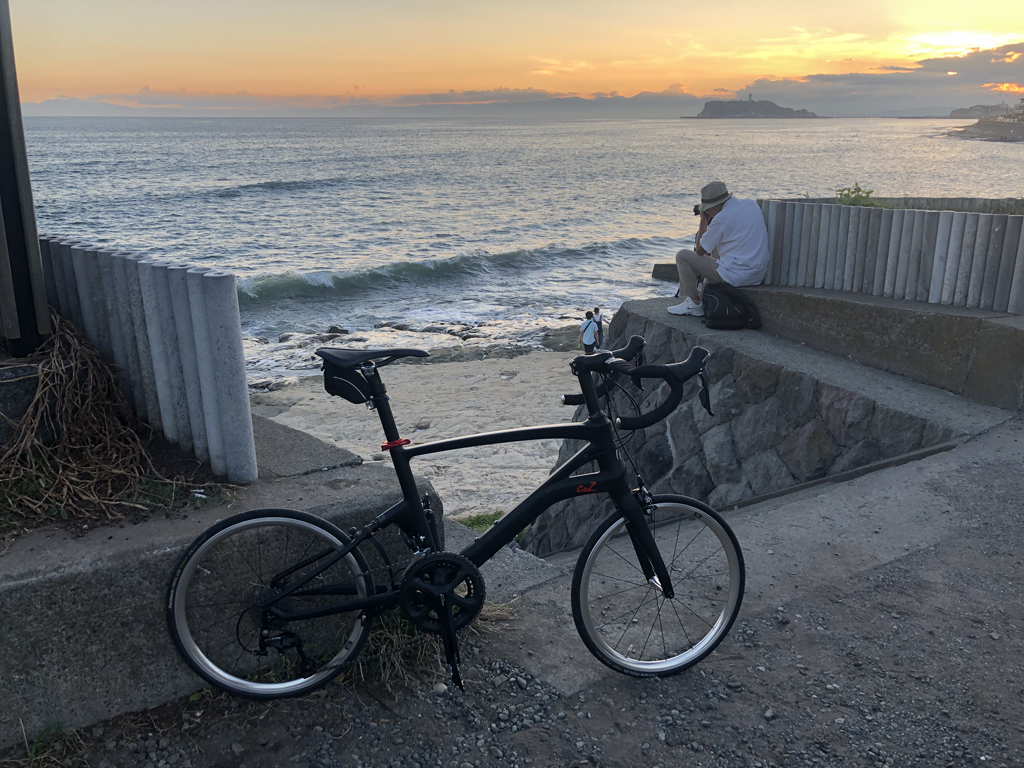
[9,1,1024,107]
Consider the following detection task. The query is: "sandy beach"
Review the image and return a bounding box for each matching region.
[250,350,581,519]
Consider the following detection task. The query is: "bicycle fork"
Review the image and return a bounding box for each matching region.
[611,487,675,599]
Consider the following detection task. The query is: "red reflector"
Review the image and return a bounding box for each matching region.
[381,438,411,450]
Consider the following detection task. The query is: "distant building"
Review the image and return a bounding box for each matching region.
[950,103,1011,119]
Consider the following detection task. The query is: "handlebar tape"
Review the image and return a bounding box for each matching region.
[615,347,710,431]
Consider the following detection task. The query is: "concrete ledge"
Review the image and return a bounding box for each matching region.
[0,426,436,750]
[650,266,1022,411]
[745,286,1024,411]
[252,414,362,478]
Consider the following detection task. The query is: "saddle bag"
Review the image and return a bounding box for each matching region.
[702,283,762,331]
[322,362,372,404]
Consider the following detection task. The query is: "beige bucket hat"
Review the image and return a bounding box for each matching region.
[699,181,732,212]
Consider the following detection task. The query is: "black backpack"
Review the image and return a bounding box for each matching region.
[702,283,762,331]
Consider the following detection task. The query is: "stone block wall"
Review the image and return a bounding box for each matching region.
[519,309,957,557]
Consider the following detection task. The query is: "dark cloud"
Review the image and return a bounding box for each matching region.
[735,43,1024,116]
[390,87,572,105]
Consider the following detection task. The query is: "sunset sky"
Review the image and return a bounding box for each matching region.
[9,0,1024,116]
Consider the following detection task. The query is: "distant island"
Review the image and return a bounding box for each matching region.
[695,97,818,119]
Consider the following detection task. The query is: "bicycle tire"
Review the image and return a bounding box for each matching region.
[167,508,374,698]
[571,495,744,677]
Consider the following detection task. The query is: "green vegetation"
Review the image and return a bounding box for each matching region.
[461,510,505,532]
[835,182,877,207]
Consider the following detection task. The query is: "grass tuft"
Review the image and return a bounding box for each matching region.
[460,510,505,532]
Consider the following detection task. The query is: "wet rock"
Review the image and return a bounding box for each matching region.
[327,325,350,334]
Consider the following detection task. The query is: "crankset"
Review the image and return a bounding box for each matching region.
[399,552,486,689]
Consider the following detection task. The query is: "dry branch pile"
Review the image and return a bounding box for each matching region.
[0,313,223,527]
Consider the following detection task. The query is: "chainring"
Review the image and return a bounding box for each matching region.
[399,552,486,634]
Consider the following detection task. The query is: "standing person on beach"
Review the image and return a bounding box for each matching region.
[592,307,604,349]
[578,311,599,354]
[668,181,769,317]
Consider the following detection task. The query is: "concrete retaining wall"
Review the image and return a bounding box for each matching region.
[35,236,257,483]
[520,300,1014,557]
[754,200,1024,315]
[0,456,440,752]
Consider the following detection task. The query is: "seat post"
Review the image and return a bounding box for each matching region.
[360,363,401,443]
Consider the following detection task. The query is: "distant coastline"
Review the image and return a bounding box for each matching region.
[950,119,1024,142]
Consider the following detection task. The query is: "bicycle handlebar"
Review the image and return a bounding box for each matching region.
[560,337,713,429]
[560,335,646,406]
[615,347,712,430]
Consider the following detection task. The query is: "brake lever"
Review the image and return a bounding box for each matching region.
[698,366,714,416]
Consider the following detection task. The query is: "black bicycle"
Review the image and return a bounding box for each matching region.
[166,335,745,698]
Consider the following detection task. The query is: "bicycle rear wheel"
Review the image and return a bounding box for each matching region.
[167,508,373,698]
[571,495,744,677]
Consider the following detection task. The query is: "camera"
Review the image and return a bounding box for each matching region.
[693,204,701,216]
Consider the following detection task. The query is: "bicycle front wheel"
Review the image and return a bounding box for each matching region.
[167,509,373,698]
[571,495,744,677]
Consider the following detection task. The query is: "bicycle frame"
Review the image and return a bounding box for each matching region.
[263,362,677,624]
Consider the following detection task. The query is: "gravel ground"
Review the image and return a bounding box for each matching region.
[3,426,1021,768]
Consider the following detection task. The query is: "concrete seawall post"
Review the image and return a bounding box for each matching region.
[765,201,780,285]
[109,252,143,411]
[57,241,85,328]
[1007,228,1024,315]
[814,205,832,288]
[69,243,103,347]
[843,206,860,291]
[81,247,114,360]
[96,249,131,398]
[893,210,916,298]
[152,262,193,451]
[37,237,59,309]
[792,203,809,285]
[47,239,72,318]
[780,203,795,285]
[901,211,926,300]
[852,206,872,292]
[940,212,967,305]
[187,267,228,477]
[954,214,980,306]
[137,260,180,444]
[915,211,940,302]
[831,206,851,291]
[882,209,904,297]
[167,264,209,463]
[979,214,1007,310]
[202,270,258,484]
[798,202,815,286]
[966,214,993,308]
[929,211,954,303]
[861,208,882,293]
[993,215,1022,313]
[123,254,162,431]
[872,208,893,295]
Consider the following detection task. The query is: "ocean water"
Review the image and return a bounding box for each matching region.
[23,116,1021,377]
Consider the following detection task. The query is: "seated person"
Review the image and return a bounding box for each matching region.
[668,181,770,317]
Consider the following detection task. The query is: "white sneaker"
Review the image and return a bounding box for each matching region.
[667,298,704,317]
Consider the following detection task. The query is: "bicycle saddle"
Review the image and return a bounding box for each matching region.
[315,347,430,369]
